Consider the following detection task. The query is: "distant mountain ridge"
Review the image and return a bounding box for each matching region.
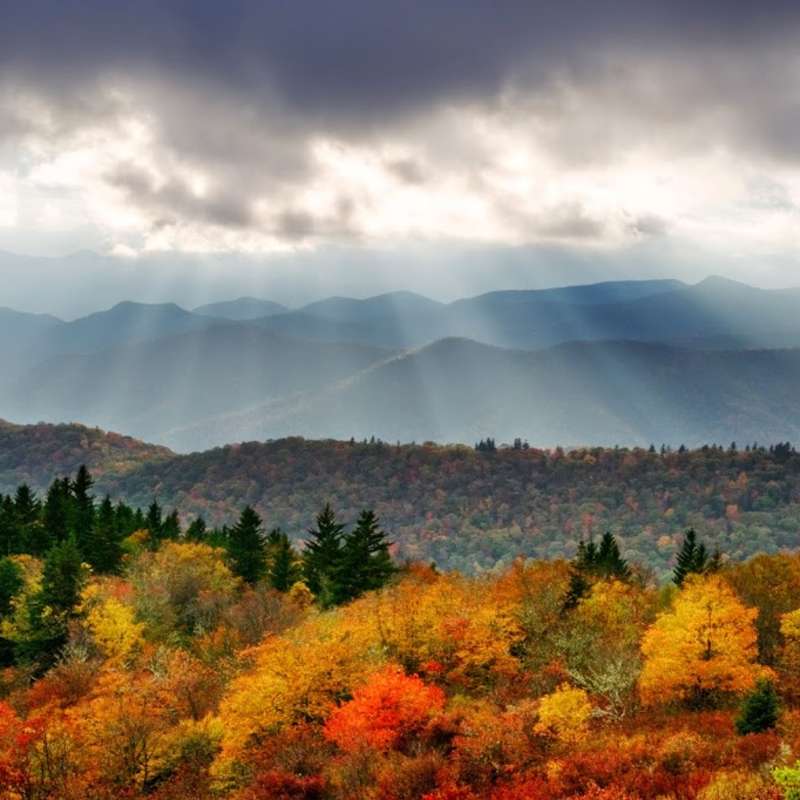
[4,276,800,450]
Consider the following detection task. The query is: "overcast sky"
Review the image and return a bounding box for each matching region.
[1,1,800,315]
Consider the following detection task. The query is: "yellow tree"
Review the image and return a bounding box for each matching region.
[639,574,765,707]
[533,683,593,745]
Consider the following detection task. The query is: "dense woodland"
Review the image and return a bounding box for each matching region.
[2,421,799,578]
[2,466,800,797]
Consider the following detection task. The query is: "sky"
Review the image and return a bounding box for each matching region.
[1,1,800,315]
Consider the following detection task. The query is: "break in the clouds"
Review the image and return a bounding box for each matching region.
[1,1,800,267]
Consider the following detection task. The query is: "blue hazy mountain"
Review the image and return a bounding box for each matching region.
[193,297,288,320]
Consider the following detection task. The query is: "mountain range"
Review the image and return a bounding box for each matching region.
[3,275,800,450]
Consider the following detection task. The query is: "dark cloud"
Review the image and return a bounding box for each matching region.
[2,2,799,123]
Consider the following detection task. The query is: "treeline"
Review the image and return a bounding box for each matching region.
[3,425,800,575]
[0,467,395,670]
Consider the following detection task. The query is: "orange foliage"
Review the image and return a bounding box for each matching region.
[324,665,445,752]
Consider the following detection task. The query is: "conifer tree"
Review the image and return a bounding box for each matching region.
[70,466,95,553]
[146,500,163,544]
[185,516,208,541]
[673,529,711,586]
[0,496,16,555]
[303,504,345,607]
[265,528,301,592]
[44,478,71,543]
[227,506,266,584]
[335,510,395,603]
[89,495,123,573]
[161,509,181,540]
[736,679,780,735]
[0,558,23,617]
[18,536,86,668]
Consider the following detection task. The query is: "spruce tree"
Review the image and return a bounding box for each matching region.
[146,500,163,544]
[44,478,71,543]
[303,504,345,607]
[70,466,95,553]
[18,536,86,668]
[265,528,301,592]
[0,558,23,617]
[185,516,208,542]
[673,529,709,586]
[227,506,266,584]
[89,495,123,574]
[736,679,780,735]
[336,510,395,603]
[161,509,181,540]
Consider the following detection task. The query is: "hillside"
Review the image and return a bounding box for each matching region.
[192,296,288,319]
[7,327,394,442]
[1,421,798,575]
[167,339,800,451]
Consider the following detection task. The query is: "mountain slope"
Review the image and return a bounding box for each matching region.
[8,324,394,443]
[168,338,800,450]
[193,297,288,320]
[0,422,798,574]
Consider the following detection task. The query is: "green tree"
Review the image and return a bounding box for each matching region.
[89,495,123,573]
[162,509,181,540]
[335,510,395,603]
[0,558,23,617]
[18,536,86,668]
[70,465,95,553]
[227,506,266,584]
[303,504,345,607]
[673,529,713,586]
[265,528,301,592]
[736,678,780,735]
[146,499,163,544]
[44,477,71,543]
[185,516,208,542]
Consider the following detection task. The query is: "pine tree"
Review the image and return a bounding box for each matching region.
[335,510,395,603]
[70,466,95,553]
[161,509,181,540]
[89,495,123,573]
[736,679,780,735]
[303,504,345,607]
[185,516,208,541]
[227,506,266,584]
[146,500,163,544]
[596,531,630,580]
[18,536,86,668]
[44,478,71,543]
[0,558,23,617]
[0,495,20,556]
[265,528,301,592]
[673,529,709,586]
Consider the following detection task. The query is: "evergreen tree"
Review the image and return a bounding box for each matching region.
[44,478,71,543]
[0,558,23,617]
[89,495,123,573]
[70,466,95,554]
[336,510,396,603]
[18,536,86,668]
[227,506,266,584]
[563,533,629,610]
[162,509,181,540]
[146,500,163,544]
[265,528,301,592]
[303,504,345,607]
[185,516,208,542]
[736,679,780,735]
[0,496,15,555]
[673,529,710,586]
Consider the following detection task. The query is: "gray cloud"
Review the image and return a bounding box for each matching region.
[1,1,800,255]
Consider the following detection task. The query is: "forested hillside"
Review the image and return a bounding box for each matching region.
[1,462,800,798]
[1,421,799,576]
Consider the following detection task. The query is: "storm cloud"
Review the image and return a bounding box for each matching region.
[0,1,799,285]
